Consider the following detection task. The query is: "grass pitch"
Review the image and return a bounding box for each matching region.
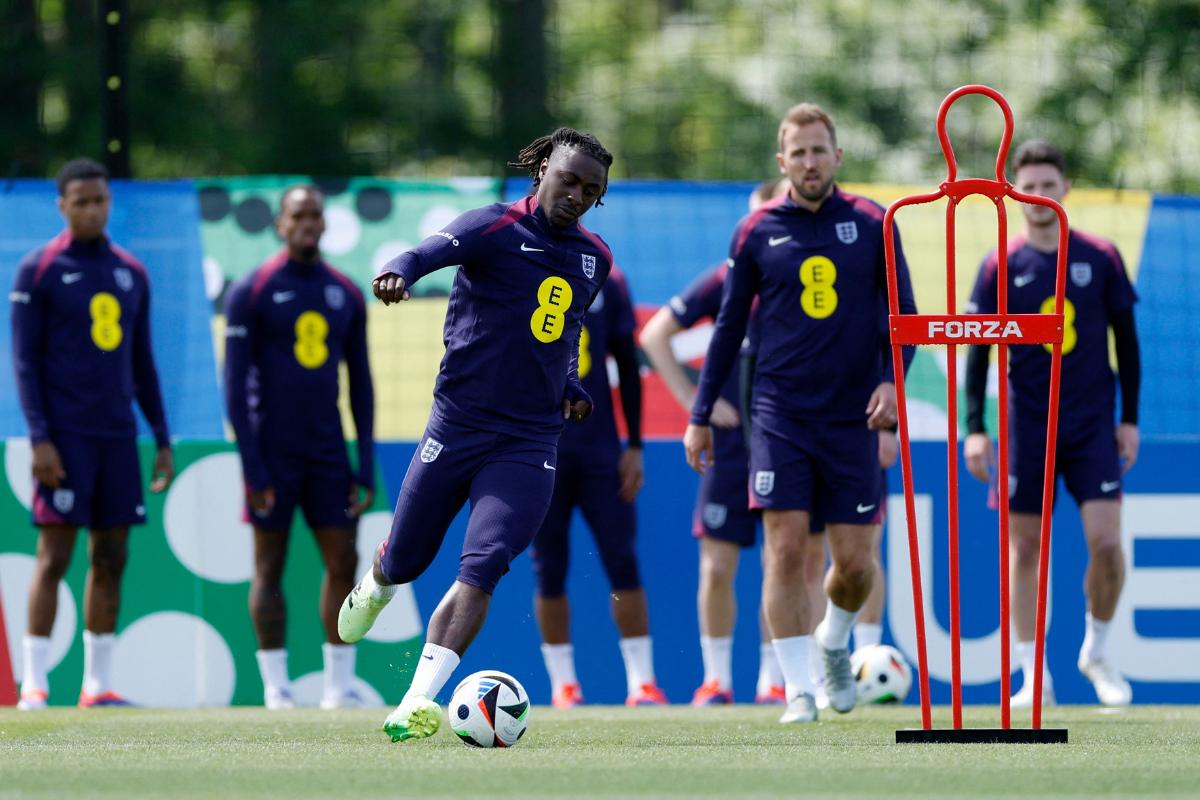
[2,705,1199,799]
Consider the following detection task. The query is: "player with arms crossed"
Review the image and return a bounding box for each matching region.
[963,140,1140,707]
[10,158,174,709]
[530,266,666,708]
[223,186,375,710]
[338,128,614,742]
[684,104,915,723]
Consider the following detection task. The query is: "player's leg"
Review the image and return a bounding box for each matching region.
[313,525,360,709]
[20,525,77,709]
[762,509,819,722]
[251,526,295,709]
[695,536,739,704]
[530,460,582,707]
[853,520,885,650]
[804,527,828,708]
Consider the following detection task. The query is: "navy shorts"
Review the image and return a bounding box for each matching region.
[32,434,145,529]
[379,415,557,595]
[748,414,881,526]
[531,448,640,597]
[692,459,759,547]
[1005,412,1122,513]
[246,448,357,532]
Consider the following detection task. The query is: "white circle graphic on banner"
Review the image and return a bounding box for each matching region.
[419,206,462,240]
[291,671,385,708]
[112,612,235,707]
[164,452,253,583]
[5,438,33,511]
[0,553,76,680]
[357,512,423,643]
[372,241,413,274]
[322,207,362,255]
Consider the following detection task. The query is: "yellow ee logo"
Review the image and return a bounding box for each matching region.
[89,292,123,351]
[1041,296,1077,354]
[294,310,330,368]
[578,325,592,378]
[531,276,573,343]
[799,255,838,319]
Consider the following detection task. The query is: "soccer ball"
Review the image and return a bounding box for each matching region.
[851,644,913,704]
[448,670,530,748]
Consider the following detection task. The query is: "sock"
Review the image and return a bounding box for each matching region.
[358,565,398,601]
[404,643,460,702]
[541,643,578,690]
[618,635,655,695]
[854,622,883,650]
[1079,613,1110,664]
[757,642,784,695]
[699,636,733,689]
[256,648,290,692]
[21,635,50,694]
[1017,640,1052,690]
[82,631,115,696]
[322,643,356,697]
[808,637,824,689]
[772,635,815,701]
[815,600,858,650]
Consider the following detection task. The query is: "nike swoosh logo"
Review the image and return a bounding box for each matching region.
[856,503,876,514]
[1100,480,1120,492]
[521,243,545,252]
[543,461,556,471]
[1014,273,1036,287]
[62,272,84,284]
[422,654,434,660]
[272,291,295,303]
[768,236,793,247]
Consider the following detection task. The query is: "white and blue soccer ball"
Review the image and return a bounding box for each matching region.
[851,644,913,704]
[448,670,530,748]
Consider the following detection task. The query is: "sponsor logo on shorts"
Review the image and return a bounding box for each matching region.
[135,504,145,516]
[702,503,727,529]
[754,470,775,496]
[114,267,134,292]
[543,461,556,471]
[581,254,597,279]
[835,221,858,244]
[1100,480,1120,493]
[53,489,75,513]
[420,438,444,463]
[1009,475,1018,498]
[1070,261,1093,287]
[928,319,1024,340]
[325,284,346,310]
[856,503,876,514]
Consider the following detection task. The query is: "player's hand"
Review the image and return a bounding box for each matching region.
[866,382,898,430]
[684,424,714,474]
[617,446,645,503]
[347,482,375,518]
[31,441,66,489]
[248,486,276,516]
[372,272,410,305]
[1117,423,1139,473]
[963,433,994,483]
[879,428,899,469]
[149,447,175,493]
[563,398,592,422]
[710,398,741,429]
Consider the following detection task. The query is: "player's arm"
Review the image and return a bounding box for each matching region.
[131,281,174,492]
[610,331,644,501]
[638,305,738,429]
[345,291,376,516]
[1112,306,1141,472]
[10,256,65,488]
[869,224,918,429]
[373,207,494,305]
[562,314,593,423]
[222,280,271,501]
[962,251,1000,483]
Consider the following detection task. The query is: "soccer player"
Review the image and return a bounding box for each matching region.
[530,266,665,708]
[963,140,1139,707]
[683,104,916,723]
[10,158,174,709]
[337,127,614,742]
[223,186,375,710]
[638,179,789,706]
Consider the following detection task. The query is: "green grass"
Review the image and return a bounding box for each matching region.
[2,705,1199,799]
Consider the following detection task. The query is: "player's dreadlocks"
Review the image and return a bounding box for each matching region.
[508,127,614,205]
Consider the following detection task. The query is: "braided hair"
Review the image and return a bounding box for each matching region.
[508,127,614,205]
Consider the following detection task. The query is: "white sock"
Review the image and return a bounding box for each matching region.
[256,648,290,692]
[757,642,783,695]
[808,638,824,688]
[82,631,115,696]
[618,635,656,695]
[404,643,460,702]
[322,643,356,697]
[21,635,50,694]
[815,600,858,650]
[854,622,883,650]
[359,564,398,601]
[699,636,733,689]
[541,643,578,690]
[1017,640,1052,689]
[1080,613,1110,664]
[772,635,815,701]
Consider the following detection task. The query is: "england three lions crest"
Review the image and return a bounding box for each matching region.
[754,470,775,496]
[1070,262,1092,287]
[113,267,134,292]
[835,221,858,244]
[325,284,346,309]
[420,438,444,463]
[581,254,596,279]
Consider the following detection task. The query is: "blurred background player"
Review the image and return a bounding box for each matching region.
[963,140,1140,707]
[530,266,665,708]
[684,104,916,723]
[639,178,789,706]
[337,128,613,743]
[10,158,175,709]
[223,185,376,710]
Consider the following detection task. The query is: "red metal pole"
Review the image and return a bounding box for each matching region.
[995,198,1012,729]
[945,198,963,729]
